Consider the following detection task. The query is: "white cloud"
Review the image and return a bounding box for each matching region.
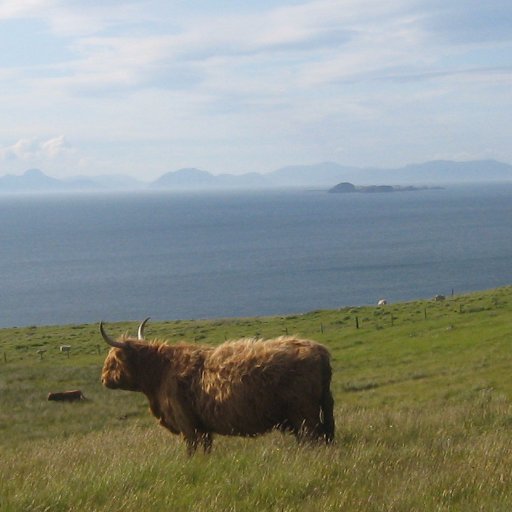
[0,135,72,161]
[0,0,147,36]
[40,135,70,158]
[3,1,417,95]
[0,0,52,20]
[0,138,33,160]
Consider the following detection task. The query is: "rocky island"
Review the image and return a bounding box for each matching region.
[328,182,442,194]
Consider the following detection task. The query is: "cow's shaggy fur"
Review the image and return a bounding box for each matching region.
[101,334,335,454]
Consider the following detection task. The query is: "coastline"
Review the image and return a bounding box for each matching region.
[1,284,510,330]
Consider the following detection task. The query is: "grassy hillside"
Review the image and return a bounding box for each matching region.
[1,286,512,511]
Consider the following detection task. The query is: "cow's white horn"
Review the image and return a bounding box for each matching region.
[137,317,151,340]
[100,321,126,348]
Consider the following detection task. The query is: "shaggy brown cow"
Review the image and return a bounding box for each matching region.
[47,390,86,402]
[100,320,335,454]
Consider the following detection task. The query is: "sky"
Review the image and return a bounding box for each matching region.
[0,0,511,180]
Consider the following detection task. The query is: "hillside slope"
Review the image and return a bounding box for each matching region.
[2,286,512,510]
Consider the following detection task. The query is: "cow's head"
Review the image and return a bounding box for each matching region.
[99,319,149,391]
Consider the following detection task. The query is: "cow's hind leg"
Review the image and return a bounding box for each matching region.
[320,387,335,444]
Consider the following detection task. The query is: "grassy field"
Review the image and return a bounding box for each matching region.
[1,286,512,511]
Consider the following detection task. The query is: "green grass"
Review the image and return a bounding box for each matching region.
[2,286,512,510]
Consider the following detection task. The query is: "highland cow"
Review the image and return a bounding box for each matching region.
[100,319,335,454]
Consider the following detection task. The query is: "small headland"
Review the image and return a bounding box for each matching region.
[328,182,444,193]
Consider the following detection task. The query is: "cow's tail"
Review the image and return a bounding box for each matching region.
[320,353,335,444]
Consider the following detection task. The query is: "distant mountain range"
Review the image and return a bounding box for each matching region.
[0,168,146,192]
[1,159,511,193]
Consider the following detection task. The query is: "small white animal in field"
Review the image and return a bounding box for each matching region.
[59,345,71,357]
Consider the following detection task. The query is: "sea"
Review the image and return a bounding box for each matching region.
[0,183,511,328]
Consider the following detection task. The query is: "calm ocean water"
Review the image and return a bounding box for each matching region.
[0,184,511,328]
